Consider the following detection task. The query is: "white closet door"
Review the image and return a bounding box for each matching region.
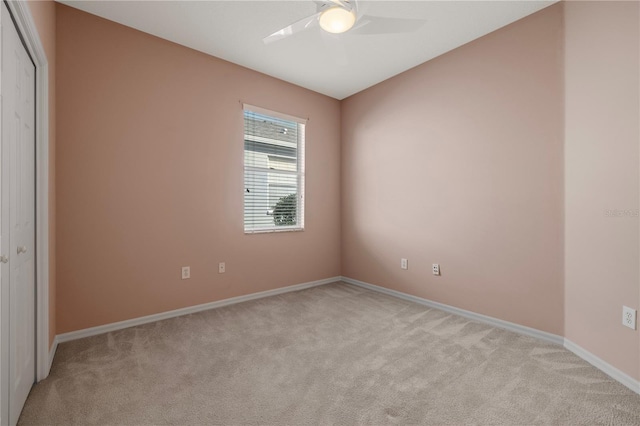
[1,2,36,424]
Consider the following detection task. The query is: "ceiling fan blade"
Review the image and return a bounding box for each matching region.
[313,0,343,7]
[315,0,353,10]
[351,15,426,35]
[350,0,358,14]
[263,12,321,45]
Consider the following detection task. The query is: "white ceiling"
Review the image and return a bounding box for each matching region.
[59,0,556,100]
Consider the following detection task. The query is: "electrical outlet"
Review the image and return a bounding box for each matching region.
[400,258,408,270]
[622,306,636,330]
[181,266,190,280]
[432,264,440,276]
[219,262,225,274]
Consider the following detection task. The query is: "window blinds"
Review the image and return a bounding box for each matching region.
[243,105,306,233]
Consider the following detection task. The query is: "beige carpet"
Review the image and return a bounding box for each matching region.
[19,282,640,425]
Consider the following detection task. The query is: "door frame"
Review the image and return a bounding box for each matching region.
[2,0,50,384]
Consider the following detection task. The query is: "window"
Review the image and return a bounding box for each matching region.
[243,104,305,233]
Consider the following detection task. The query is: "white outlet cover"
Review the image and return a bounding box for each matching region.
[432,264,440,275]
[181,266,190,280]
[400,259,408,270]
[622,306,636,330]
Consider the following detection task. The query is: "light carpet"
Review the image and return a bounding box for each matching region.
[19,282,640,425]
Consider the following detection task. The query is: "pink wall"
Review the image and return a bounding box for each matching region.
[564,1,640,380]
[27,0,56,348]
[53,1,640,382]
[55,4,341,333]
[341,5,565,335]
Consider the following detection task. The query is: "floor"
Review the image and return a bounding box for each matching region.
[19,282,640,425]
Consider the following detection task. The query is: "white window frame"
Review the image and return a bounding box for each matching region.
[243,104,306,234]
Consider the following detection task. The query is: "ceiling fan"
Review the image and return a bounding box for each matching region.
[263,0,426,45]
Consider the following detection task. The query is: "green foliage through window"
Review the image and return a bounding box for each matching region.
[273,194,297,226]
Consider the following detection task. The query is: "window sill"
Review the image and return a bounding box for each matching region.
[244,227,304,235]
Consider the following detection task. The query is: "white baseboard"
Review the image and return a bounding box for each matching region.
[48,336,58,373]
[341,276,565,346]
[52,275,640,396]
[56,276,341,344]
[564,339,640,394]
[342,276,640,395]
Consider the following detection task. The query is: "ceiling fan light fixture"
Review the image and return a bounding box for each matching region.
[319,6,356,34]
